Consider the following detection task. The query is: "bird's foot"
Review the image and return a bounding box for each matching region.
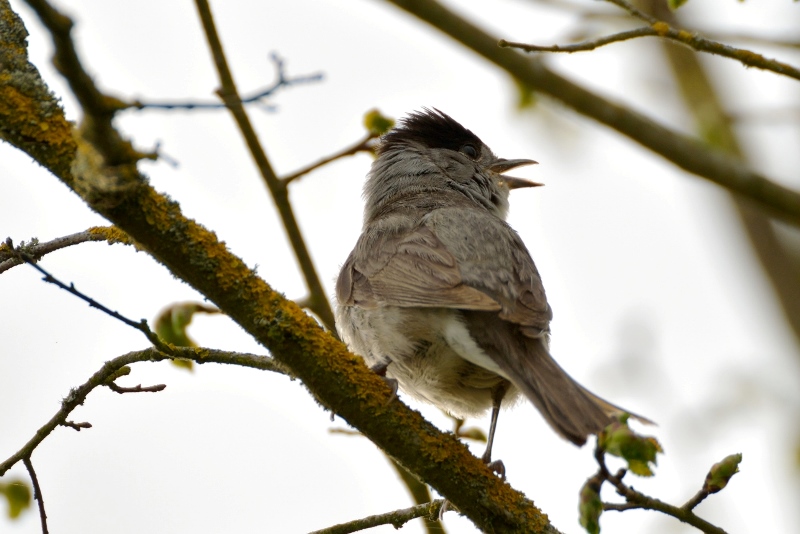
[370,361,398,403]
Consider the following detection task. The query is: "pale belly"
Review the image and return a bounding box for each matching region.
[335,305,520,418]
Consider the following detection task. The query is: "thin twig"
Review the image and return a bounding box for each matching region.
[0,347,285,478]
[593,446,728,534]
[192,0,337,333]
[0,227,132,274]
[500,27,652,53]
[125,53,322,111]
[106,382,167,394]
[281,133,377,185]
[308,501,445,534]
[61,421,92,431]
[5,238,166,349]
[23,457,48,534]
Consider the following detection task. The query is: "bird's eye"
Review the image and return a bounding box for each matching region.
[460,144,478,159]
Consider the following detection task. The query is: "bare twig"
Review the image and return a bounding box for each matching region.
[308,501,445,534]
[500,27,652,53]
[502,22,800,82]
[124,53,322,111]
[608,0,799,81]
[106,382,167,394]
[23,457,48,534]
[192,0,337,333]
[5,238,167,349]
[281,132,378,185]
[0,347,285,478]
[0,227,133,274]
[593,446,728,534]
[61,421,92,431]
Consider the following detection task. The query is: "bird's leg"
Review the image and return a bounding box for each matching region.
[371,360,398,402]
[481,381,510,478]
[440,380,511,519]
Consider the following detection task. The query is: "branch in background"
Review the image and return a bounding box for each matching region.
[0,227,133,274]
[281,132,378,185]
[383,0,800,226]
[122,53,323,112]
[308,501,445,534]
[192,0,337,333]
[501,10,800,83]
[643,0,800,352]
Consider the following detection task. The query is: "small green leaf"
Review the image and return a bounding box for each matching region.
[598,416,663,477]
[155,302,219,371]
[578,476,603,534]
[363,109,394,136]
[704,453,742,493]
[0,479,31,519]
[667,0,690,11]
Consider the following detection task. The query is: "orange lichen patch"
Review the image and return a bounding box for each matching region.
[87,226,137,247]
[0,76,77,176]
[676,30,695,42]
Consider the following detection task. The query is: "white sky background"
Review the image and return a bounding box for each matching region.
[2,0,799,533]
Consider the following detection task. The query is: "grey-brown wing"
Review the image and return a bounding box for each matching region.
[426,208,553,334]
[336,224,501,311]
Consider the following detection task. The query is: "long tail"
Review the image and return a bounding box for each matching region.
[510,338,653,445]
[462,311,652,446]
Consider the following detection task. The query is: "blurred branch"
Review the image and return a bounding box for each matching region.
[281,132,378,185]
[192,0,337,333]
[525,0,800,81]
[308,501,445,534]
[2,2,556,530]
[645,0,800,349]
[387,460,447,533]
[382,0,800,226]
[0,227,133,274]
[501,27,654,53]
[123,53,323,112]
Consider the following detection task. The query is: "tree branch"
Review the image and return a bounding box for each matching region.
[2,2,556,530]
[308,501,444,534]
[192,0,337,333]
[0,227,133,273]
[0,346,285,478]
[381,0,800,226]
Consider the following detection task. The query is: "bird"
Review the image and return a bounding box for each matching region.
[335,108,648,469]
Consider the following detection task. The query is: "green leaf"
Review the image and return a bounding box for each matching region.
[0,479,31,519]
[704,453,742,493]
[363,109,394,136]
[598,416,663,477]
[154,302,219,371]
[578,476,603,534]
[667,0,690,10]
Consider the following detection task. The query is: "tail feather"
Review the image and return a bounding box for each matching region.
[461,311,652,446]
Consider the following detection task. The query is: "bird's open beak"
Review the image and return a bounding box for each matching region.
[489,158,542,189]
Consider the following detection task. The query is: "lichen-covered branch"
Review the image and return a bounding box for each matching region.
[1,1,556,530]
